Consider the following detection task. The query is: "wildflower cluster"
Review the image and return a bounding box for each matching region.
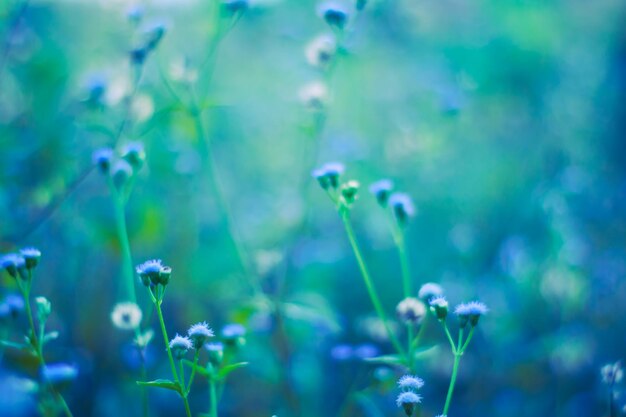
[396,375,424,416]
[314,163,489,416]
[0,248,75,416]
[93,142,146,194]
[134,259,248,417]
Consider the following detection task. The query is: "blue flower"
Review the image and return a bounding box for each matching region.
[169,334,192,360]
[112,159,134,191]
[0,294,24,319]
[389,192,416,225]
[330,344,353,361]
[136,259,171,287]
[188,322,214,349]
[418,282,443,301]
[122,141,146,170]
[205,342,224,365]
[318,2,349,29]
[221,323,246,347]
[398,375,424,391]
[396,391,422,416]
[369,179,393,206]
[312,162,345,189]
[92,148,114,173]
[20,247,41,270]
[429,296,448,320]
[42,364,78,385]
[454,301,488,327]
[354,343,378,360]
[1,254,26,280]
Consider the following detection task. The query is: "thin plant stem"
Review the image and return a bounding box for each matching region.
[339,209,406,358]
[186,350,200,393]
[113,194,137,303]
[209,377,218,417]
[460,326,475,353]
[442,328,465,415]
[153,298,179,384]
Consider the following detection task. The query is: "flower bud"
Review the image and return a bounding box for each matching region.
[369,179,393,207]
[206,342,224,366]
[340,180,360,204]
[92,148,114,174]
[35,297,52,323]
[188,322,214,350]
[221,323,246,348]
[20,247,41,270]
[429,296,448,321]
[122,142,146,171]
[169,335,192,360]
[396,298,426,324]
[112,160,133,192]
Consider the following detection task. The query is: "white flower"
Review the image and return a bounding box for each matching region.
[111,302,142,330]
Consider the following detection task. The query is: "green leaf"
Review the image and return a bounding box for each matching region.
[216,362,248,380]
[136,379,182,394]
[182,359,210,377]
[42,331,59,345]
[0,339,36,356]
[363,354,405,366]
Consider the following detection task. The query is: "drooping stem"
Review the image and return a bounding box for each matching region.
[340,209,406,358]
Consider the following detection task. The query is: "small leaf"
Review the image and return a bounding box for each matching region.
[363,354,405,366]
[216,362,248,380]
[43,331,59,345]
[182,359,210,377]
[137,379,181,394]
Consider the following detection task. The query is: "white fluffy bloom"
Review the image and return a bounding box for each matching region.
[111,302,142,330]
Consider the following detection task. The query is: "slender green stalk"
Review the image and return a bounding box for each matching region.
[140,355,149,417]
[186,350,200,393]
[394,231,412,299]
[19,272,73,417]
[154,300,179,384]
[340,209,406,358]
[209,377,218,417]
[113,194,136,303]
[442,328,465,415]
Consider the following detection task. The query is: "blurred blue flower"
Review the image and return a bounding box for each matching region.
[92,148,114,174]
[369,179,393,206]
[42,364,78,385]
[455,301,488,327]
[418,282,443,301]
[318,2,349,29]
[330,344,352,361]
[354,343,378,359]
[389,193,416,224]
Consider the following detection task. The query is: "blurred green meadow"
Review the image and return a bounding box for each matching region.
[1,0,626,416]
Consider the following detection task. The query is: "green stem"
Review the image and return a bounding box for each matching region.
[186,350,200,393]
[209,377,218,417]
[154,300,180,384]
[339,209,406,358]
[442,328,465,415]
[460,326,475,353]
[395,231,412,299]
[183,395,192,417]
[113,194,137,303]
[443,352,461,415]
[442,322,456,353]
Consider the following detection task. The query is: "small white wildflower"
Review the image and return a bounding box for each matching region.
[111,302,142,330]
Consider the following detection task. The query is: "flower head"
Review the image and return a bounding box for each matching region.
[354,343,378,360]
[42,364,78,385]
[305,34,337,69]
[92,148,114,174]
[312,162,345,190]
[112,159,134,191]
[454,301,488,327]
[396,298,426,324]
[340,180,360,204]
[396,391,422,416]
[602,362,623,384]
[418,282,443,302]
[122,141,146,170]
[318,2,349,29]
[206,341,224,365]
[169,334,192,360]
[429,296,448,321]
[398,375,424,391]
[188,322,214,349]
[20,247,41,270]
[389,192,416,225]
[111,302,143,330]
[1,253,26,280]
[299,81,329,111]
[369,179,394,206]
[136,259,171,287]
[330,344,353,361]
[0,294,24,319]
[221,323,246,347]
